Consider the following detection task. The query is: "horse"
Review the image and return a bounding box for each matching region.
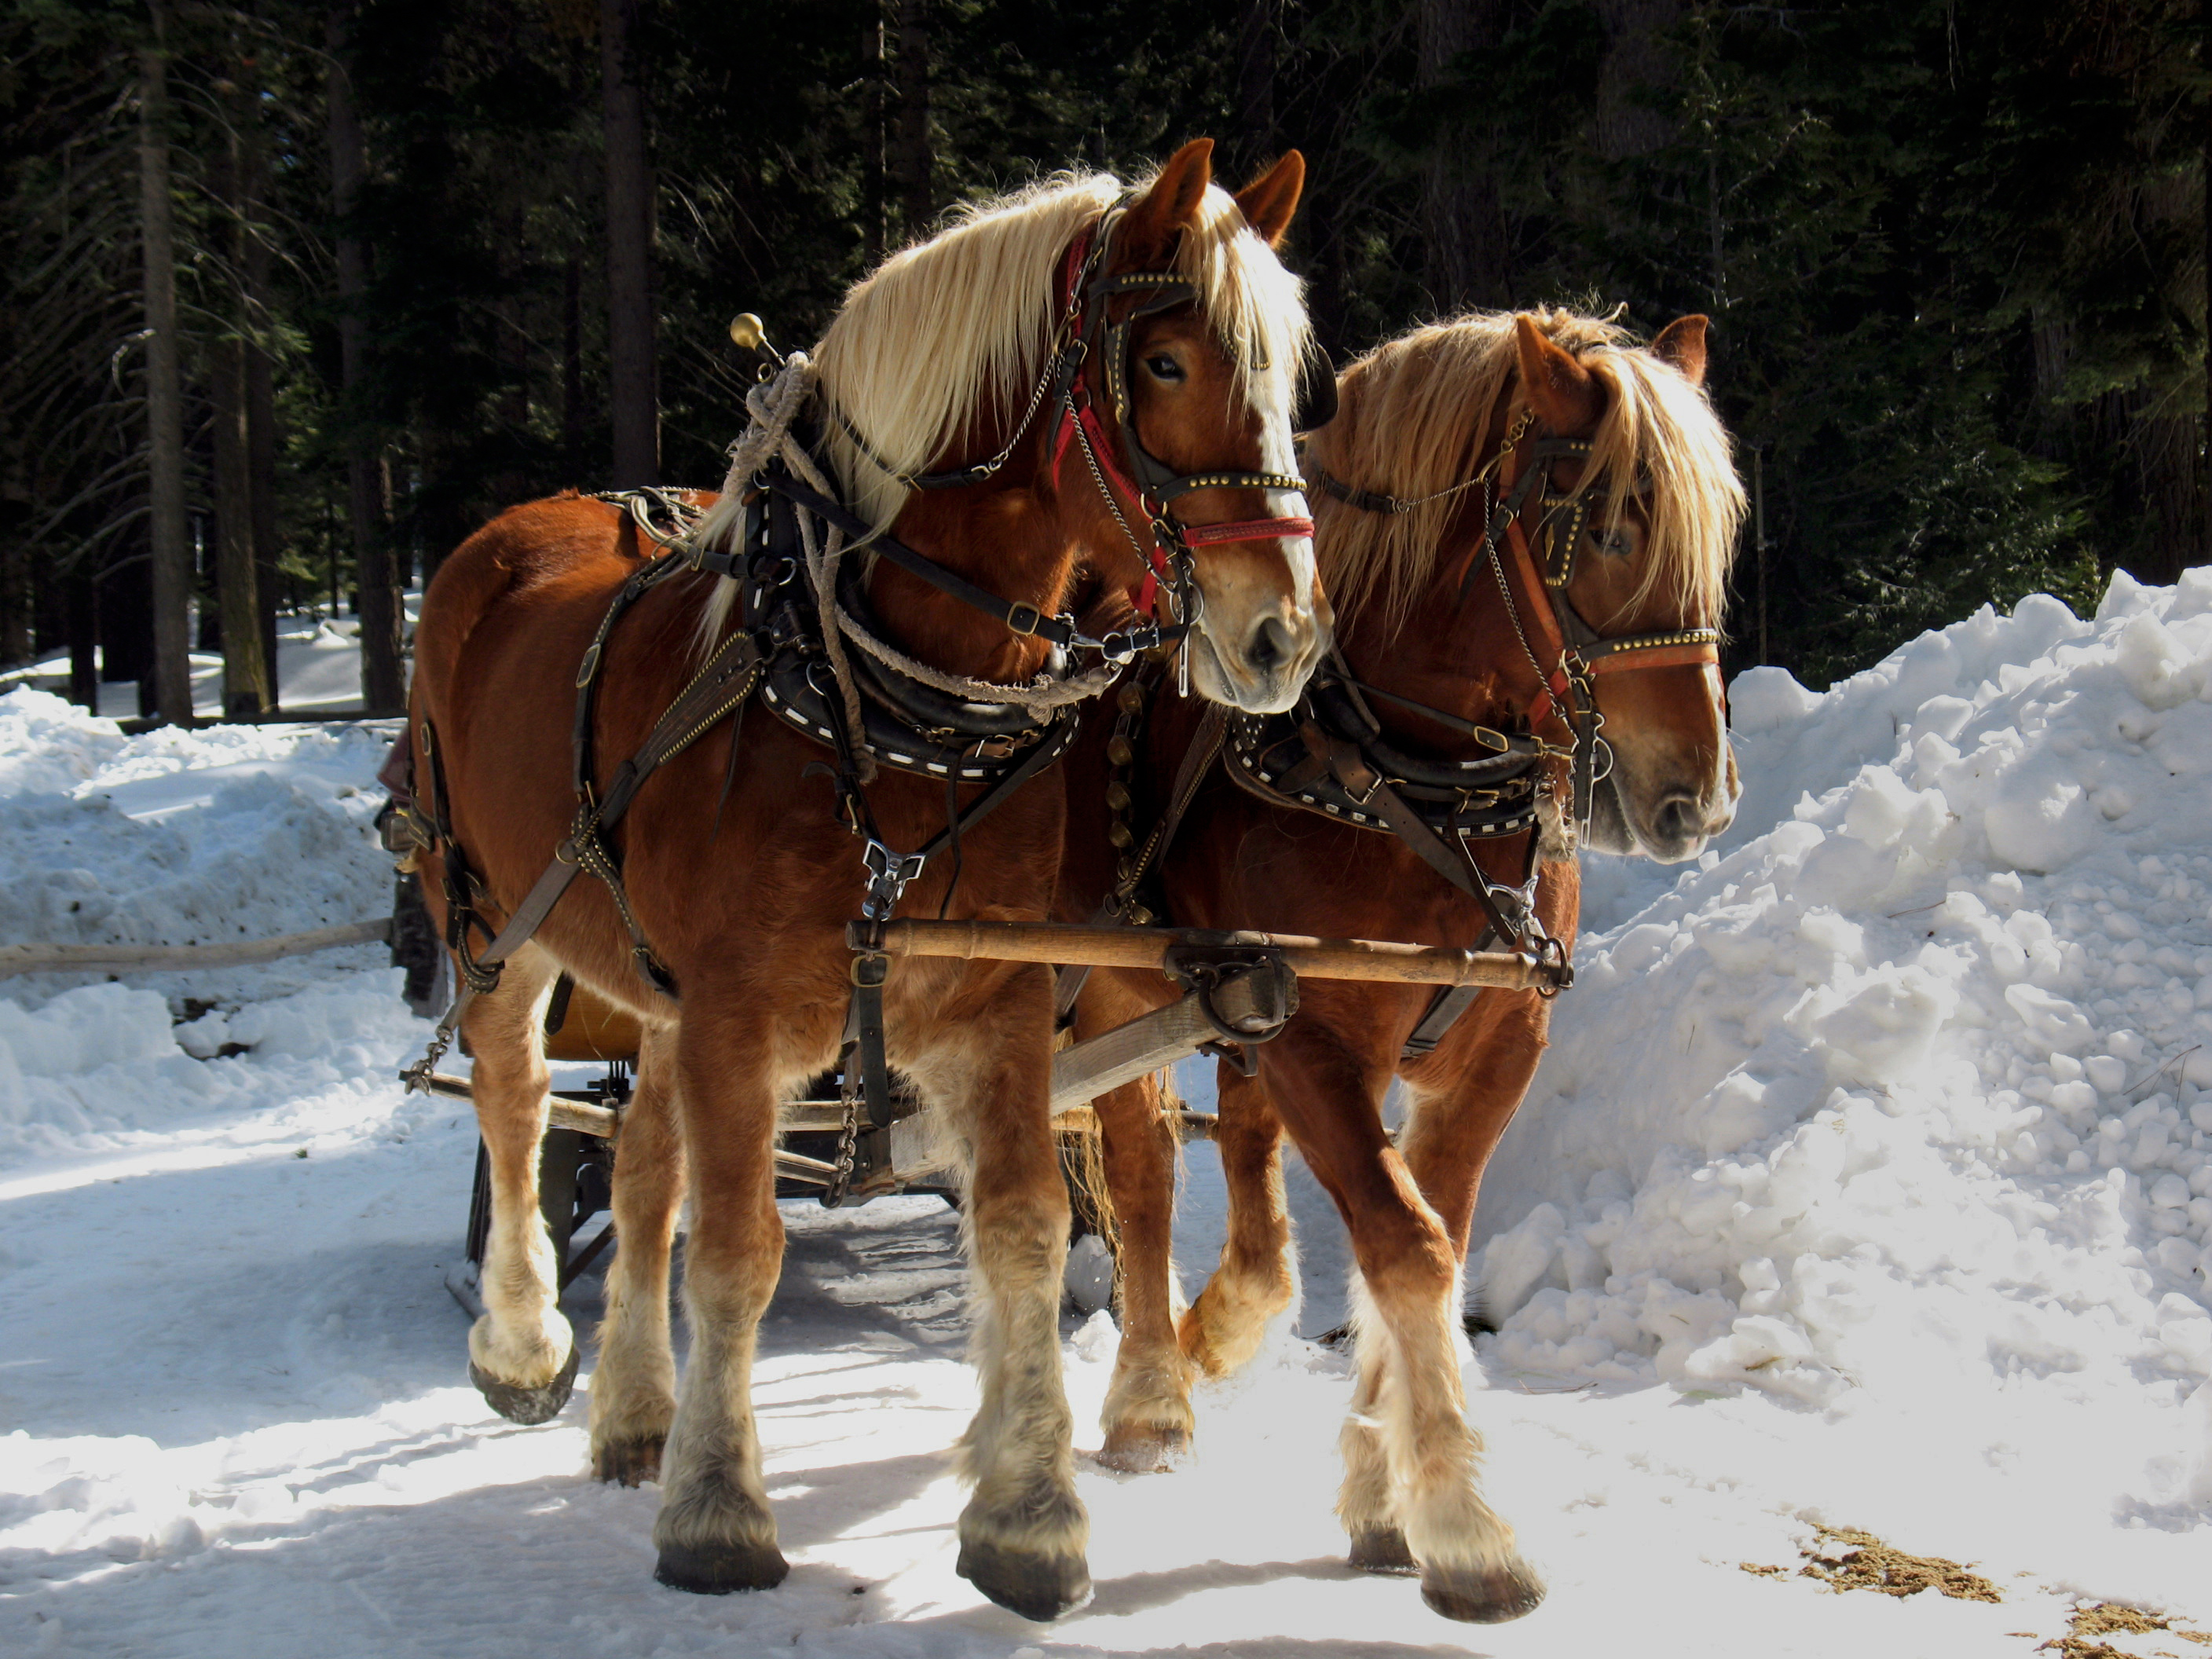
[405,140,1328,1621]
[1058,306,1745,1623]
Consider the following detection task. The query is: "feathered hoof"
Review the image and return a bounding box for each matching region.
[1346,1525,1419,1576]
[957,1539,1093,1622]
[1095,1420,1190,1474]
[591,1434,665,1486]
[1420,1555,1547,1624]
[469,1343,578,1426]
[654,1538,790,1595]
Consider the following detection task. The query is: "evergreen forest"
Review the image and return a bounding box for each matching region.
[1,0,2204,718]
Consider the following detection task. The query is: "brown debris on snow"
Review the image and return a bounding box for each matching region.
[1796,1525,2003,1602]
[2039,1603,2212,1659]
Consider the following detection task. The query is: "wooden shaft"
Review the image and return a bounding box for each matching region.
[867,918,1552,990]
[0,917,392,980]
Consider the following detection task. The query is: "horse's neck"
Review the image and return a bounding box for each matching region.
[871,485,1072,684]
[1334,557,1535,743]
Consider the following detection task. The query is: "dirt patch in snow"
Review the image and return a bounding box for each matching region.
[1740,1525,2001,1602]
[2041,1602,2212,1658]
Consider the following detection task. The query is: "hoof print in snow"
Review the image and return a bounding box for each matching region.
[1347,1525,1419,1575]
[1420,1557,1546,1624]
[957,1540,1093,1621]
[591,1434,665,1485]
[469,1344,578,1425]
[654,1539,790,1595]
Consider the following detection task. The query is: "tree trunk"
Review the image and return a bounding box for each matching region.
[862,11,887,265]
[68,573,98,712]
[601,0,657,488]
[326,5,405,715]
[214,84,273,716]
[1230,0,1278,185]
[241,79,282,704]
[1590,0,1682,162]
[139,13,193,724]
[892,0,933,238]
[1417,0,1511,313]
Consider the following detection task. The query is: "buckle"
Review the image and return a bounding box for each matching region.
[861,838,926,919]
[1005,601,1043,635]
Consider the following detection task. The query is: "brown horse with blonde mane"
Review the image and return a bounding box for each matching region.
[407,141,1326,1621]
[1060,306,1744,1623]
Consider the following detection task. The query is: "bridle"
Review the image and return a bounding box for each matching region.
[834,202,1314,667]
[1313,401,1722,838]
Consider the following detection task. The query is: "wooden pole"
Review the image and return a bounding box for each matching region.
[0,917,390,980]
[862,918,1558,990]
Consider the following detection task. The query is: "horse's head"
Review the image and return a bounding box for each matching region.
[1064,140,1329,712]
[1511,315,1741,862]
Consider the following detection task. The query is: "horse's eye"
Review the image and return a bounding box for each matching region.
[1144,353,1186,383]
[1593,526,1634,558]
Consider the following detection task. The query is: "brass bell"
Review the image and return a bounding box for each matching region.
[1106,735,1134,767]
[1126,904,1155,925]
[1105,782,1131,812]
[1108,822,1133,849]
[728,313,767,350]
[1118,684,1146,714]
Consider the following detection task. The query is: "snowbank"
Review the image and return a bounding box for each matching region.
[1474,568,2212,1514]
[0,689,411,1162]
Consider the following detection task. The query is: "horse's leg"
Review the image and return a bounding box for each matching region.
[459,940,579,1423]
[1399,991,1551,1268]
[1177,1064,1298,1379]
[651,1012,787,1593]
[1268,1031,1544,1625]
[1337,1275,1418,1573]
[941,965,1091,1620]
[1090,1071,1193,1471]
[589,1022,686,1485]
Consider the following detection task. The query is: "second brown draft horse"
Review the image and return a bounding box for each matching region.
[1061,307,1744,1623]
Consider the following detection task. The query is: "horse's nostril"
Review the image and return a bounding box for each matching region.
[1656,795,1703,844]
[1247,615,1295,674]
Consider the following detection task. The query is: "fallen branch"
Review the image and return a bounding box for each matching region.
[0,917,390,979]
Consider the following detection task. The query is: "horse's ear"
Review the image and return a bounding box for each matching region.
[1233,150,1305,248]
[1120,138,1215,263]
[1650,315,1709,386]
[1514,314,1602,432]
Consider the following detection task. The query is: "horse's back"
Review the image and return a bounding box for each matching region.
[415,493,632,713]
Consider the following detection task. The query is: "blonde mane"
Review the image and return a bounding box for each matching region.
[813,167,1311,533]
[1305,308,1745,642]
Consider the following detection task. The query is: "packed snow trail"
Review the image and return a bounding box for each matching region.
[0,568,2208,1656]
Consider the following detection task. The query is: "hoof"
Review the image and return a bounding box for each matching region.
[957,1539,1093,1622]
[591,1434,665,1486]
[1421,1556,1546,1624]
[1348,1525,1419,1576]
[470,1343,579,1426]
[1095,1421,1189,1474]
[654,1538,790,1595]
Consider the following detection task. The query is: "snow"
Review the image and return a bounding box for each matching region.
[2,567,2210,1655]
